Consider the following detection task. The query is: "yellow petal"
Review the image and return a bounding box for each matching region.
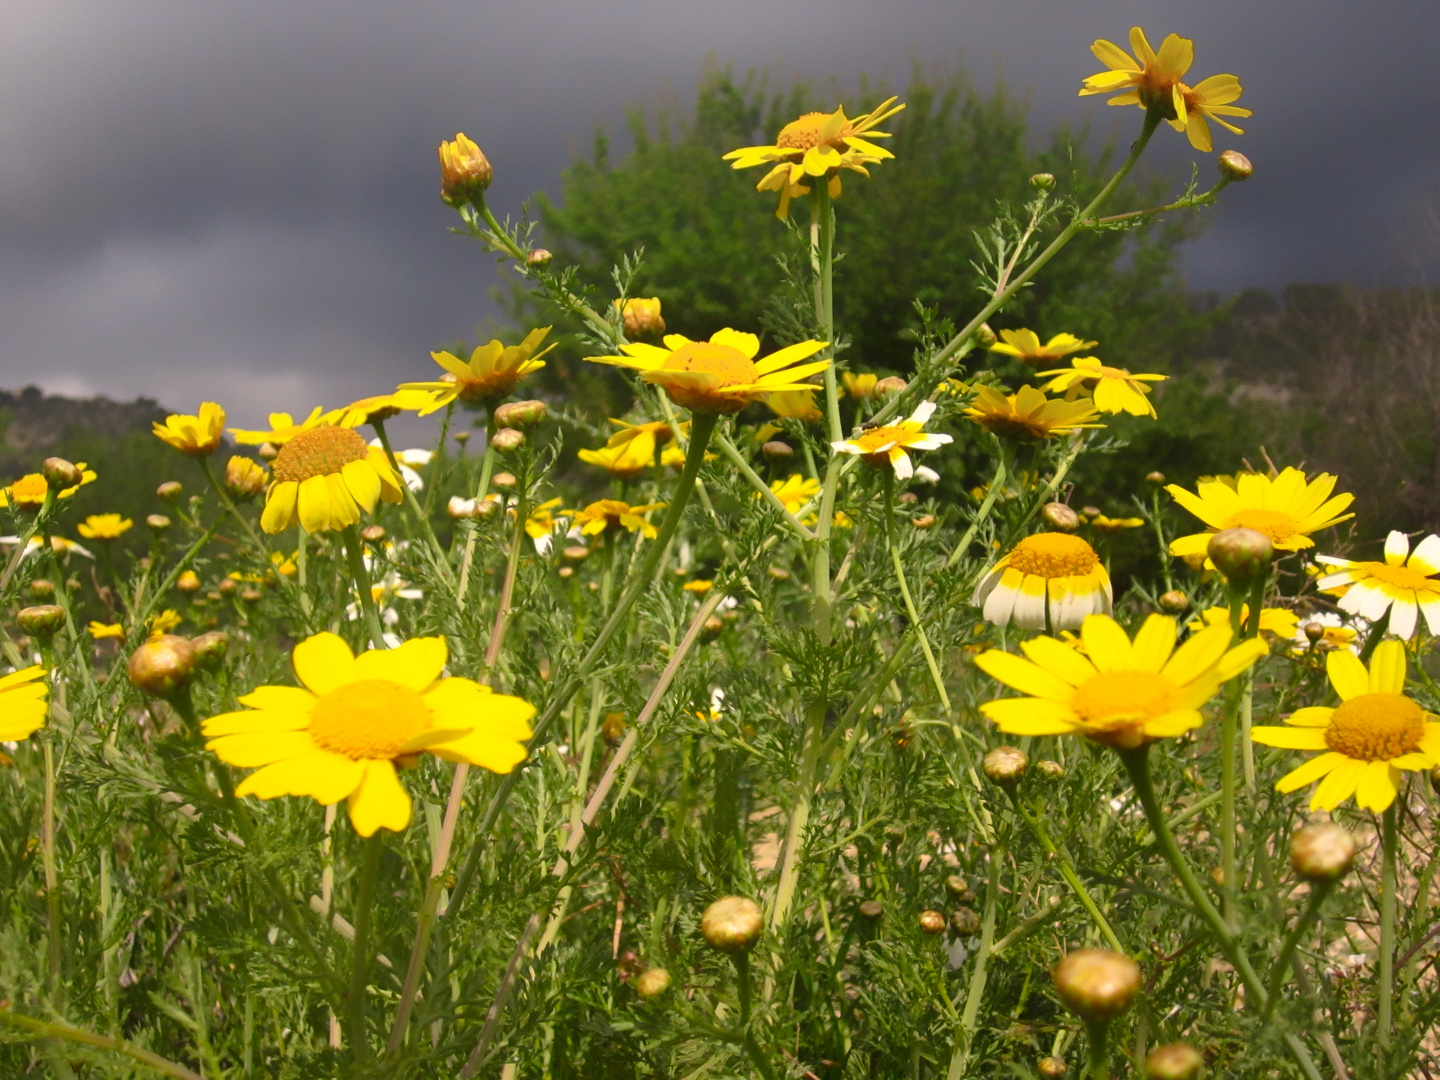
[1275,751,1347,793]
[347,760,412,836]
[352,637,449,692]
[1284,706,1335,728]
[297,474,333,533]
[261,481,298,534]
[1161,623,1231,684]
[708,328,760,359]
[1080,615,1134,671]
[1249,726,1328,750]
[1131,614,1177,672]
[1326,650,1370,701]
[973,651,1076,702]
[1355,760,1398,812]
[342,459,382,513]
[979,697,1078,734]
[234,749,364,804]
[1018,636,1099,687]
[292,632,356,696]
[202,708,311,737]
[1142,710,1203,739]
[208,730,317,767]
[1367,639,1407,694]
[1311,758,1364,811]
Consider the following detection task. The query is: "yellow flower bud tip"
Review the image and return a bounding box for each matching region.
[156,481,184,500]
[17,605,66,636]
[491,428,525,453]
[491,471,518,490]
[1144,1042,1204,1080]
[494,399,548,429]
[700,896,763,953]
[1217,150,1253,183]
[918,909,947,935]
[224,456,268,501]
[1145,470,1166,485]
[858,899,884,918]
[701,615,725,642]
[146,514,172,532]
[1041,502,1081,532]
[1289,823,1357,883]
[189,631,229,672]
[525,248,553,268]
[1158,590,1189,614]
[1206,527,1273,584]
[41,457,82,490]
[1052,949,1141,1023]
[983,746,1029,787]
[634,967,672,999]
[912,513,936,530]
[873,375,908,396]
[127,635,197,698]
[949,907,981,936]
[1029,172,1056,193]
[617,297,666,338]
[360,524,387,543]
[1038,1056,1070,1079]
[1036,759,1065,780]
[177,571,201,593]
[974,323,998,349]
[761,440,793,462]
[601,711,627,745]
[438,132,492,206]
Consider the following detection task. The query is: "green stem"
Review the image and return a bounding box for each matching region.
[1357,607,1391,665]
[947,823,1005,1080]
[342,525,388,650]
[0,1009,203,1080]
[1084,1021,1110,1080]
[884,472,948,712]
[1378,803,1397,1053]
[947,438,1009,570]
[456,410,498,609]
[1149,487,1174,594]
[769,701,826,934]
[42,737,61,999]
[134,517,223,631]
[346,832,383,1062]
[1008,793,1123,952]
[1220,590,1245,928]
[714,433,814,541]
[1261,882,1332,1023]
[373,419,454,587]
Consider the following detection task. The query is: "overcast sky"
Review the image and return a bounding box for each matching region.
[0,0,1436,435]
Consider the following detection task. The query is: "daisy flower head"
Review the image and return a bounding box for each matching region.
[963,385,1104,442]
[767,474,821,519]
[578,439,653,479]
[229,407,350,447]
[523,498,565,543]
[974,532,1112,631]
[842,372,878,400]
[399,328,555,414]
[339,389,438,428]
[0,465,97,510]
[88,622,125,641]
[1089,514,1145,534]
[976,612,1266,750]
[1252,641,1439,812]
[1188,605,1300,641]
[153,402,226,456]
[989,329,1097,367]
[566,499,664,539]
[722,97,906,219]
[438,133,492,206]
[767,388,823,423]
[1315,531,1440,640]
[203,633,533,836]
[1170,76,1250,153]
[77,514,133,541]
[831,401,953,479]
[1079,27,1193,118]
[587,330,828,415]
[260,422,403,534]
[1039,357,1166,418]
[0,665,47,744]
[1166,468,1354,564]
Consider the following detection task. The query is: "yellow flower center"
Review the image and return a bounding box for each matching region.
[1222,508,1301,544]
[661,342,757,387]
[308,679,434,761]
[271,427,369,483]
[776,112,851,151]
[1359,560,1435,593]
[852,425,912,453]
[1324,693,1425,761]
[1008,533,1100,578]
[1072,671,1178,739]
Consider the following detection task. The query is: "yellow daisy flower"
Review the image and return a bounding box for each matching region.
[153,402,226,456]
[766,388,823,422]
[566,499,664,539]
[842,372,878,400]
[1078,27,1193,117]
[976,612,1266,750]
[587,330,829,415]
[260,423,403,534]
[229,407,350,447]
[607,418,680,452]
[1188,605,1300,640]
[974,533,1112,630]
[768,474,821,518]
[578,440,653,479]
[831,401,953,479]
[1252,641,1440,812]
[148,610,183,637]
[1315,531,1440,640]
[722,97,906,218]
[962,385,1104,441]
[1166,468,1354,561]
[203,633,534,836]
[1089,514,1146,533]
[88,622,125,640]
[682,579,714,594]
[77,514,133,540]
[338,388,439,428]
[0,465,97,510]
[616,297,665,338]
[988,329,1097,367]
[523,498,566,541]
[1170,75,1250,153]
[1039,357,1166,418]
[0,665,47,742]
[399,328,555,413]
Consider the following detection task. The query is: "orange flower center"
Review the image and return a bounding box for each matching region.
[309,679,434,761]
[660,342,757,387]
[272,427,368,483]
[776,112,851,151]
[1009,533,1100,579]
[1222,508,1301,544]
[1325,693,1425,761]
[1359,560,1436,594]
[853,424,913,453]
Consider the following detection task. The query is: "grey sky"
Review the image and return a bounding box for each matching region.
[0,0,1435,437]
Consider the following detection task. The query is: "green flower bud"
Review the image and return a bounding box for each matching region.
[983,746,1029,788]
[1289,822,1357,883]
[41,458,82,491]
[918,909,947,935]
[1206,527,1273,585]
[17,605,66,637]
[1052,949,1141,1023]
[1144,1042,1204,1080]
[1217,150,1252,183]
[1030,173,1056,193]
[634,967,672,998]
[127,635,197,698]
[700,896,762,953]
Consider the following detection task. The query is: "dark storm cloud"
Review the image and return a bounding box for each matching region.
[0,0,1435,431]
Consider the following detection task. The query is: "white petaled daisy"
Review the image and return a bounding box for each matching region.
[830,401,953,479]
[973,533,1112,631]
[1315,531,1440,640]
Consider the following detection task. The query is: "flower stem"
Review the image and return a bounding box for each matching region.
[1007,793,1123,952]
[884,472,948,712]
[1378,803,1397,1053]
[714,433,814,541]
[457,408,498,608]
[346,831,384,1062]
[342,524,388,650]
[1219,588,1246,928]
[1084,1021,1111,1080]
[947,438,1009,570]
[1261,882,1332,1023]
[373,419,454,587]
[947,823,1005,1080]
[42,736,61,999]
[769,700,826,933]
[0,1009,203,1080]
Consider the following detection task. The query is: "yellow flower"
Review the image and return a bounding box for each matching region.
[1315,531,1440,640]
[1089,514,1146,533]
[587,329,829,415]
[963,385,1104,441]
[766,388,823,422]
[842,372,878,400]
[989,329,1097,367]
[1166,468,1354,561]
[768,474,821,518]
[272,551,299,577]
[149,610,183,636]
[524,498,565,541]
[77,514,133,540]
[1252,641,1440,812]
[224,456,269,501]
[338,389,439,428]
[177,570,201,592]
[153,402,226,456]
[830,401,953,478]
[399,329,554,413]
[1078,27,1193,117]
[230,407,349,446]
[567,499,664,539]
[0,665,47,743]
[683,579,714,594]
[1039,357,1166,418]
[1170,76,1250,153]
[578,440,653,478]
[1188,605,1300,640]
[976,613,1266,749]
[88,622,124,640]
[722,97,906,218]
[974,533,1112,630]
[438,132,492,206]
[203,633,533,836]
[616,297,665,338]
[0,465,97,509]
[260,424,403,534]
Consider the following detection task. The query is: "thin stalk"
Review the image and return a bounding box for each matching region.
[947,829,1005,1080]
[1149,487,1175,594]
[884,472,948,711]
[373,419,454,587]
[1220,586,1246,928]
[346,832,384,1061]
[456,409,498,608]
[1378,804,1397,1052]
[946,439,1009,570]
[342,524,388,650]
[42,737,61,998]
[769,701,826,933]
[0,1009,203,1080]
[1008,793,1123,952]
[736,951,775,1080]
[714,433,814,541]
[1084,1022,1111,1080]
[1261,882,1332,1023]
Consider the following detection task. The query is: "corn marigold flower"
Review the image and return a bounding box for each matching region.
[683,579,714,594]
[578,439,654,479]
[338,388,438,428]
[588,330,829,415]
[1314,531,1440,640]
[1088,514,1145,533]
[1170,76,1251,154]
[1039,357,1166,418]
[0,535,92,559]
[148,610,183,637]
[616,297,665,338]
[1166,468,1354,562]
[0,465,97,509]
[224,456,269,501]
[0,665,47,743]
[988,329,1097,367]
[153,402,226,456]
[88,622,125,640]
[438,132,492,206]
[963,385,1104,441]
[567,499,664,539]
[723,98,906,218]
[399,328,555,413]
[260,423,403,534]
[976,612,1267,749]
[831,401,953,479]
[766,388,823,422]
[203,633,533,836]
[77,514,133,540]
[523,498,565,544]
[1079,27,1193,117]
[974,533,1113,630]
[767,474,821,520]
[842,372,878,400]
[1188,605,1300,640]
[1252,641,1440,812]
[177,570,201,592]
[230,407,350,447]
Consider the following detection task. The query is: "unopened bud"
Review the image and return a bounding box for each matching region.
[1158,590,1189,614]
[157,481,184,501]
[27,579,55,601]
[874,376,908,397]
[1145,471,1166,486]
[602,711,627,745]
[438,132,492,206]
[974,323,998,349]
[1290,822,1357,883]
[1037,760,1065,780]
[127,635,196,698]
[1144,1042,1204,1080]
[858,899,883,919]
[618,297,665,339]
[768,566,790,581]
[912,513,936,530]
[1217,150,1252,183]
[146,514,172,533]
[17,605,66,637]
[41,458,82,491]
[701,615,725,642]
[1030,172,1056,193]
[1052,949,1141,1023]
[257,442,280,462]
[454,430,471,446]
[189,631,229,671]
[1303,622,1325,645]
[177,570,201,593]
[561,545,589,562]
[361,524,387,543]
[634,967,671,998]
[1038,1057,1069,1079]
[494,399,548,429]
[240,587,263,604]
[1042,503,1080,532]
[491,471,517,490]
[762,441,793,463]
[491,428,526,453]
[1081,506,1101,519]
[526,248,553,268]
[1207,527,1273,585]
[557,566,574,578]
[944,874,969,898]
[983,746,1029,788]
[700,896,762,953]
[224,456,268,501]
[218,578,238,596]
[918,910,946,935]
[950,907,981,936]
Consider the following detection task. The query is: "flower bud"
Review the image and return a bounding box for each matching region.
[700,896,763,953]
[1158,590,1189,614]
[1217,150,1253,183]
[494,399,548,429]
[491,428,525,453]
[1145,471,1166,486]
[454,431,471,447]
[557,566,574,579]
[1038,1057,1069,1078]
[361,524,387,543]
[27,579,55,601]
[973,323,998,349]
[1144,1042,1204,1080]
[1206,527,1273,585]
[1030,173,1056,193]
[240,587,263,604]
[190,631,229,672]
[224,456,268,501]
[127,634,197,697]
[146,514,172,533]
[561,545,589,562]
[17,605,66,637]
[157,481,184,501]
[1052,950,1141,1023]
[618,297,665,339]
[258,442,280,462]
[1042,503,1080,532]
[177,570,201,593]
[1289,822,1356,883]
[874,376,908,397]
[768,566,790,581]
[983,746,1029,788]
[1036,759,1065,780]
[918,910,946,935]
[1303,622,1325,645]
[602,711,627,745]
[762,441,793,463]
[634,967,671,998]
[526,248,553,268]
[858,899,883,919]
[39,457,81,492]
[491,471,518,490]
[912,514,936,530]
[944,874,970,898]
[1081,506,1101,519]
[438,132,492,206]
[950,907,981,936]
[701,615,725,642]
[218,578,238,597]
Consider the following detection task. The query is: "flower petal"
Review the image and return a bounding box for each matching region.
[351,637,449,692]
[1326,650,1370,701]
[1081,615,1135,671]
[234,749,364,804]
[347,760,412,836]
[292,632,356,696]
[1249,726,1328,750]
[1368,639,1407,694]
[1018,635,1099,687]
[973,650,1076,702]
[1275,751,1347,794]
[1131,614,1177,672]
